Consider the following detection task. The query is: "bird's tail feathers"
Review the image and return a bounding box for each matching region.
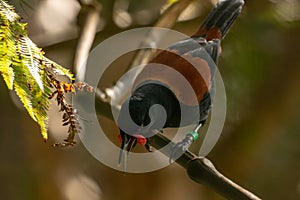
[193,0,244,41]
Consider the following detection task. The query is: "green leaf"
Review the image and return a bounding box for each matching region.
[19,36,44,91]
[0,0,76,141]
[0,11,15,89]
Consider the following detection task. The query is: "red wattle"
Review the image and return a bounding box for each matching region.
[135,135,147,146]
[117,134,122,143]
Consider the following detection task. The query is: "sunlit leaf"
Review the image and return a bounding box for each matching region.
[0,0,80,142]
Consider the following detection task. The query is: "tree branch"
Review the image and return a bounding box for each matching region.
[149,133,261,200]
[95,96,261,200]
[73,0,101,81]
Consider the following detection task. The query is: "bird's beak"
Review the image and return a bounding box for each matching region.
[118,130,137,173]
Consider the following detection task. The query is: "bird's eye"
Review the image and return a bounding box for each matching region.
[130,95,143,101]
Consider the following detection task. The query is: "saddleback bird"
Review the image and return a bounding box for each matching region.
[117,0,244,165]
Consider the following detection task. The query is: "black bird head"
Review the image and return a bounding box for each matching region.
[128,91,151,127]
[117,82,180,165]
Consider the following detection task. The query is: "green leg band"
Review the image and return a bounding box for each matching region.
[189,131,199,141]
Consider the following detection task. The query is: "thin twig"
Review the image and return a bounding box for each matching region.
[73,0,101,81]
[125,0,194,71]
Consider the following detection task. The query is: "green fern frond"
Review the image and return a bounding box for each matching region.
[0,1,19,22]
[0,10,16,89]
[0,0,80,142]
[19,36,44,90]
[44,57,74,80]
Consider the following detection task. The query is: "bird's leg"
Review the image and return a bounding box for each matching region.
[206,39,221,63]
[169,123,203,163]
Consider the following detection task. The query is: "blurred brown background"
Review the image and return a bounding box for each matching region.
[1,0,300,199]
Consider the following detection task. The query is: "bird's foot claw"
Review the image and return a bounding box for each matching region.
[169,141,190,163]
[169,132,198,163]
